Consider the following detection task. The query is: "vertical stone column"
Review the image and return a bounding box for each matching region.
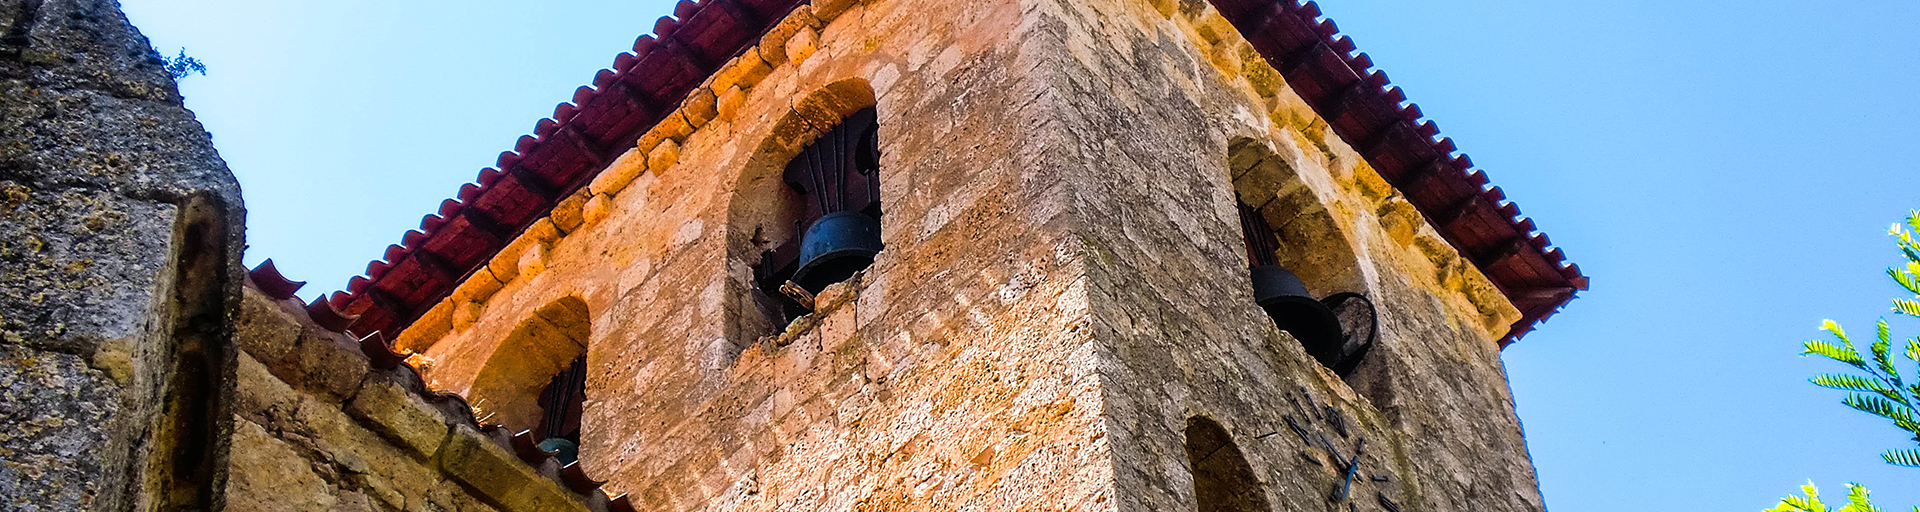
[0,0,243,510]
[1012,0,1548,510]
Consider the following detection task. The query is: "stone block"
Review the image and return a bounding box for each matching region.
[814,279,857,313]
[236,351,300,425]
[791,80,876,132]
[716,85,750,121]
[759,5,821,66]
[1351,161,1395,205]
[713,48,775,92]
[550,193,588,235]
[487,242,523,284]
[236,288,304,365]
[518,243,551,280]
[1241,48,1283,98]
[683,87,720,129]
[812,0,864,21]
[1226,142,1267,178]
[648,139,683,175]
[1148,0,1177,18]
[588,148,648,197]
[397,299,456,353]
[1377,199,1422,247]
[223,419,338,512]
[279,330,371,403]
[453,301,485,332]
[438,427,589,512]
[637,112,695,157]
[583,194,613,226]
[291,393,444,507]
[785,27,821,66]
[345,377,453,460]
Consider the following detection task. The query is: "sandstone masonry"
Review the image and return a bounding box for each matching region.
[393,0,1556,511]
[0,0,1577,510]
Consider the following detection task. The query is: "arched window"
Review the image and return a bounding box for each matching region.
[533,355,587,463]
[468,297,590,463]
[1186,417,1269,512]
[753,107,883,314]
[1230,139,1375,377]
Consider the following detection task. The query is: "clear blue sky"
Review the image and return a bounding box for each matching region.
[124,0,1920,509]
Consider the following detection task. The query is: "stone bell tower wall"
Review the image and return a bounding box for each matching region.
[391,0,1548,510]
[1032,0,1545,510]
[394,0,1113,509]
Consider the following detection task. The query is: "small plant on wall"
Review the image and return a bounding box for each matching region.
[159,47,206,80]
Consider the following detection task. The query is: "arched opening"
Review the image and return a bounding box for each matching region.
[764,106,882,295]
[467,297,590,461]
[1229,138,1375,377]
[1185,417,1269,512]
[727,79,881,341]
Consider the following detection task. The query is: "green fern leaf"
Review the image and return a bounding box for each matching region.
[1773,481,1829,512]
[1870,321,1905,393]
[1895,299,1920,320]
[1812,374,1890,393]
[1874,320,1899,374]
[1844,484,1871,512]
[1892,262,1920,295]
[1842,483,1884,512]
[1894,416,1920,435]
[1826,320,1852,343]
[1808,339,1869,367]
[1881,449,1920,467]
[1843,394,1915,423]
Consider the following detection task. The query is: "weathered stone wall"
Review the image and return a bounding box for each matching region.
[390,0,1550,511]
[396,1,1113,509]
[230,284,596,512]
[0,0,243,509]
[1035,0,1545,510]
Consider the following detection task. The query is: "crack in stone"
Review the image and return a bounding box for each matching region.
[0,0,46,50]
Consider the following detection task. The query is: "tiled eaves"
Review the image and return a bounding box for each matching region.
[317,0,826,340]
[1207,0,1588,344]
[247,261,641,512]
[319,0,1584,346]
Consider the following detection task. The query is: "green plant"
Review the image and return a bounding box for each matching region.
[1802,211,1920,467]
[1770,212,1920,512]
[1768,481,1891,512]
[160,48,205,80]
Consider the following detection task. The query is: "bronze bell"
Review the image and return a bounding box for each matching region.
[793,211,883,293]
[1249,265,1345,367]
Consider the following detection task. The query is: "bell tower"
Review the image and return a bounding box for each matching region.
[334,0,1588,510]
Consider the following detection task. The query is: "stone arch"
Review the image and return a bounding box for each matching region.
[724,78,880,342]
[467,296,591,433]
[1185,417,1270,512]
[1227,137,1363,297]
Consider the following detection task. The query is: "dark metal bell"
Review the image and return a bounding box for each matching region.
[793,211,883,293]
[1250,265,1345,367]
[537,437,579,465]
